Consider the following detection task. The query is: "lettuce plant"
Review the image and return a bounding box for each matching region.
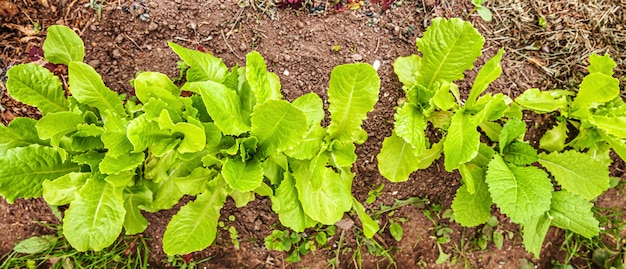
[377,18,608,257]
[377,17,511,182]
[515,54,626,161]
[1,25,381,256]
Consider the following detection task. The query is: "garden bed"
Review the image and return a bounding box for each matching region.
[1,0,625,268]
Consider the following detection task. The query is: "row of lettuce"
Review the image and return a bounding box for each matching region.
[0,18,624,258]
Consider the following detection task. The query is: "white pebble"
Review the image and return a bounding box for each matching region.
[373,60,381,71]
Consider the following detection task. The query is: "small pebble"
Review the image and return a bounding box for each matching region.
[112,49,122,59]
[148,22,158,31]
[351,53,363,62]
[297,21,304,29]
[283,54,291,61]
[148,1,157,8]
[373,59,381,71]
[145,44,152,50]
[238,43,247,52]
[283,70,289,76]
[139,13,150,21]
[336,218,354,230]
[88,60,101,68]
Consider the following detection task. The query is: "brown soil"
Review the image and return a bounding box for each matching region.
[1,0,625,268]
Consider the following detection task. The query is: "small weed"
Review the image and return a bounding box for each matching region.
[166,254,212,269]
[351,227,398,269]
[265,225,335,263]
[173,60,190,83]
[217,215,241,249]
[0,224,150,269]
[555,206,626,268]
[366,183,384,204]
[469,0,492,22]
[423,204,455,265]
[87,0,105,20]
[473,216,506,251]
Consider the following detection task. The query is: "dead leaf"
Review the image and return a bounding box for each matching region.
[4,23,38,36]
[527,57,547,67]
[0,0,18,18]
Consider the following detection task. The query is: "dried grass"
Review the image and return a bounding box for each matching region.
[483,0,626,90]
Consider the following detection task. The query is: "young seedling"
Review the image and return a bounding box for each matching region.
[470,0,492,22]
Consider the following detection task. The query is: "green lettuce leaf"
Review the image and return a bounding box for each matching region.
[246,51,282,105]
[503,142,538,166]
[470,94,508,123]
[99,152,145,175]
[284,125,325,160]
[352,198,379,238]
[329,141,356,168]
[123,185,152,235]
[515,89,571,113]
[538,151,609,200]
[101,110,134,157]
[393,55,420,89]
[394,103,426,151]
[498,118,526,152]
[188,81,250,135]
[415,18,484,89]
[168,42,228,83]
[466,48,504,106]
[133,72,181,106]
[36,111,83,147]
[272,173,317,232]
[539,121,568,152]
[452,165,492,227]
[485,155,552,224]
[63,176,125,251]
[42,25,85,65]
[443,110,480,171]
[327,63,380,143]
[377,133,421,182]
[163,177,227,255]
[68,62,126,116]
[157,110,206,154]
[0,145,80,203]
[251,100,308,157]
[42,172,90,205]
[6,63,69,114]
[588,54,615,75]
[590,115,626,138]
[127,115,173,153]
[296,168,352,225]
[601,132,626,161]
[0,117,49,151]
[571,73,619,112]
[175,167,217,195]
[143,176,184,212]
[549,191,599,238]
[222,157,263,192]
[292,92,324,128]
[522,213,552,258]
